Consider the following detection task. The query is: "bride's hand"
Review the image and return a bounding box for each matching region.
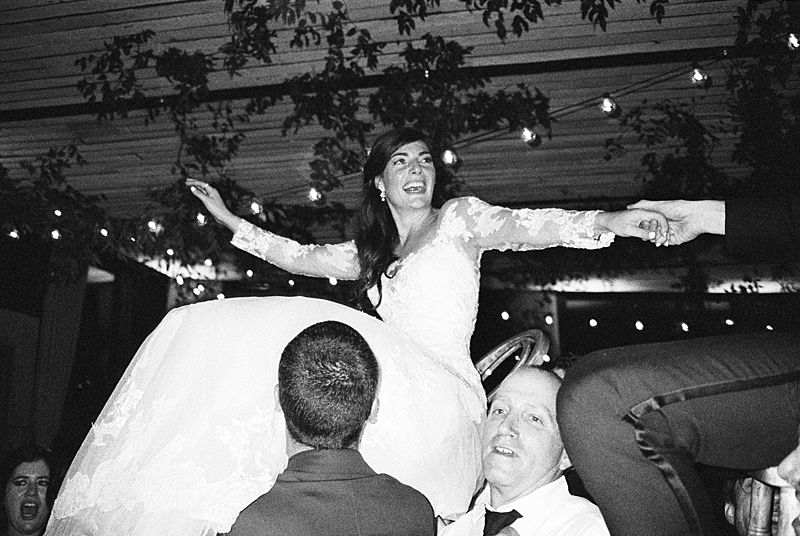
[598,209,670,246]
[628,199,723,246]
[186,178,242,232]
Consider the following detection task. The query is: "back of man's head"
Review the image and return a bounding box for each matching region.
[279,320,379,450]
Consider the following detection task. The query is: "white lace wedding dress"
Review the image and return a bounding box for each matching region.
[47,197,613,536]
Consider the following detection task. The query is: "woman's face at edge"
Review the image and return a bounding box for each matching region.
[373,140,436,210]
[4,459,51,535]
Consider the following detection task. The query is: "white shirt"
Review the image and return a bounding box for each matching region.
[441,476,609,536]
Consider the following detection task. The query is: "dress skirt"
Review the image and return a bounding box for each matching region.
[47,296,485,536]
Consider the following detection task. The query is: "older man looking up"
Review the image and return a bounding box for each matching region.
[443,368,608,536]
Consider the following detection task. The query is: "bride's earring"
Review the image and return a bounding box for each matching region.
[380,190,386,202]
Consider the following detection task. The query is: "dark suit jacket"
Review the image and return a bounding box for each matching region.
[224,448,436,536]
[726,198,800,261]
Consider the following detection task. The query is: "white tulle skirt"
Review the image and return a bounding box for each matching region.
[46,296,485,536]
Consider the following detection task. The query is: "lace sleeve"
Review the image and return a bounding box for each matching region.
[231,220,360,280]
[441,197,614,252]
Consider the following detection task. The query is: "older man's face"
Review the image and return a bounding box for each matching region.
[481,368,567,506]
[777,430,800,536]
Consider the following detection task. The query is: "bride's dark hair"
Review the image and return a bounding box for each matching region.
[353,127,445,313]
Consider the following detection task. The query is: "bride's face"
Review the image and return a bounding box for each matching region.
[374,141,436,209]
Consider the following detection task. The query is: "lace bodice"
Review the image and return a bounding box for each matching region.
[232,197,613,374]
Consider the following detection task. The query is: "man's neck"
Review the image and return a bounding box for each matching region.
[286,435,314,457]
[285,436,361,458]
[489,474,562,508]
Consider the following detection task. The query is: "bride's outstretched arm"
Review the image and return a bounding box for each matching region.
[443,197,669,252]
[187,179,360,279]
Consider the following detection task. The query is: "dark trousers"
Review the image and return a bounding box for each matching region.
[557,332,800,536]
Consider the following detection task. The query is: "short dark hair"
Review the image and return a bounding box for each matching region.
[1,444,61,526]
[278,321,380,449]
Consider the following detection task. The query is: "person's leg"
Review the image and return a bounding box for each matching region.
[557,332,800,536]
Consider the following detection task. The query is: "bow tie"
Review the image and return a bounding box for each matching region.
[483,508,522,536]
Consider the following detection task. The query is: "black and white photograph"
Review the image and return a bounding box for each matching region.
[1,1,799,535]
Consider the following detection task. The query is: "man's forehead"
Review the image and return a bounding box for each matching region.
[498,368,559,392]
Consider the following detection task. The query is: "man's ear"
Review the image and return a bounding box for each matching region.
[367,397,380,424]
[558,448,572,472]
[274,384,282,414]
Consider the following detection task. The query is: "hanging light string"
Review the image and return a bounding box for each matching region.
[244,51,729,203]
[4,52,730,249]
[443,52,726,153]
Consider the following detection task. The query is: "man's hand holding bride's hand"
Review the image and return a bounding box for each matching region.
[597,209,670,246]
[627,199,725,246]
[185,178,242,232]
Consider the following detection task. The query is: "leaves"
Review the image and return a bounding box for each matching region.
[74,30,158,119]
[22,0,691,282]
[580,0,620,32]
[0,145,111,280]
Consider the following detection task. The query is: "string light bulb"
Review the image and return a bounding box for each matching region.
[9,229,20,239]
[521,127,542,147]
[788,33,799,50]
[250,200,263,214]
[176,275,184,285]
[500,311,510,321]
[196,213,208,226]
[308,187,325,204]
[690,63,711,88]
[441,149,458,166]
[99,228,108,237]
[203,258,213,267]
[166,248,174,256]
[54,209,62,217]
[601,93,621,118]
[147,220,164,235]
[51,229,61,240]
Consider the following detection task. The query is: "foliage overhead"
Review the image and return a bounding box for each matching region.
[2,0,797,292]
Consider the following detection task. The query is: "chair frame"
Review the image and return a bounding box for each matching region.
[474,329,550,398]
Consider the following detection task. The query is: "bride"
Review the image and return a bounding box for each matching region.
[46,128,667,535]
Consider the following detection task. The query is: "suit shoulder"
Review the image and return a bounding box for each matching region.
[373,474,435,517]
